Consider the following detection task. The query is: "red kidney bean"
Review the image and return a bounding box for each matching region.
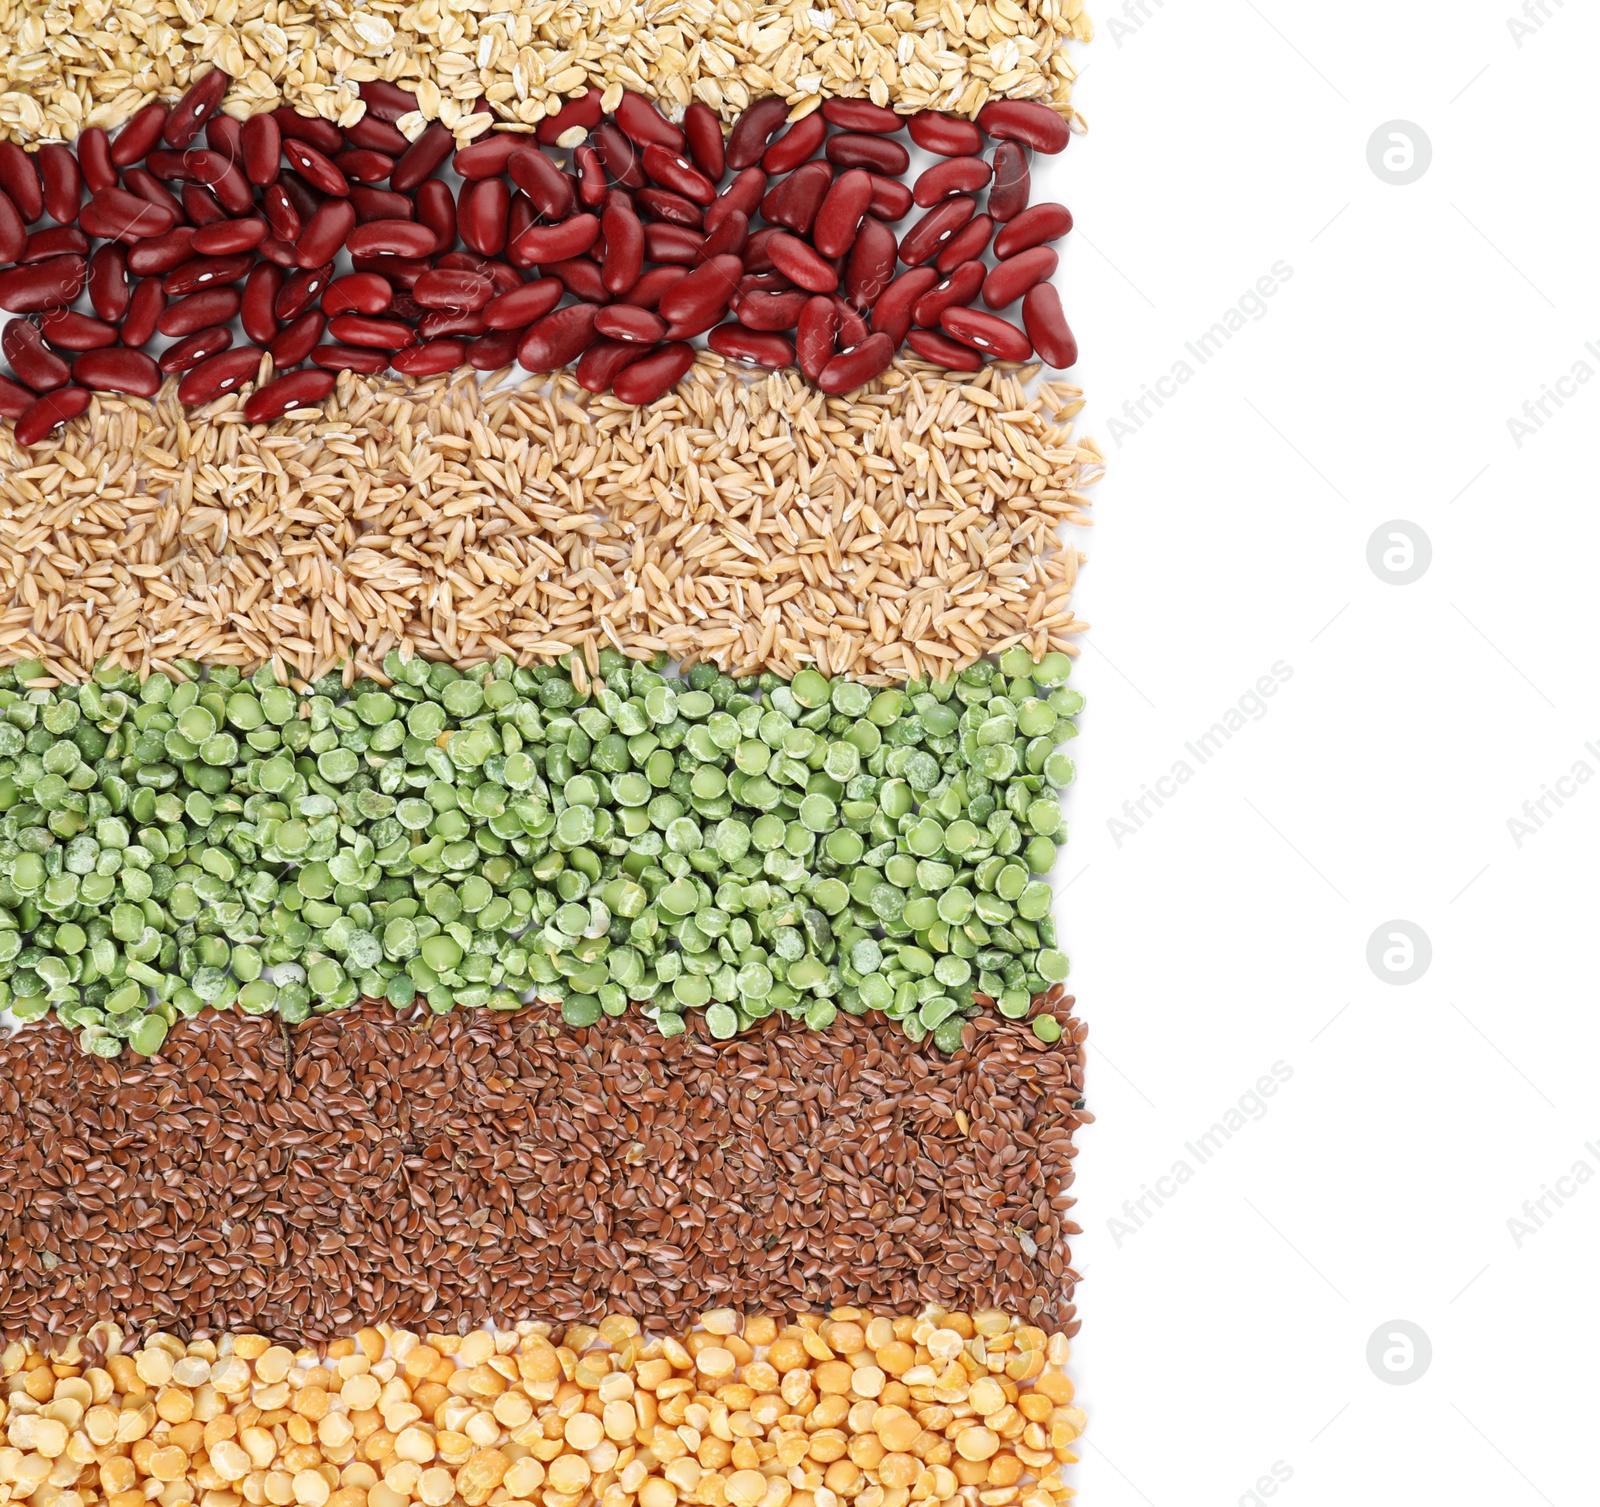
[166,252,253,296]
[178,183,225,227]
[642,144,716,206]
[939,305,1031,359]
[482,277,561,330]
[741,226,778,273]
[274,173,324,233]
[21,226,89,263]
[78,128,117,193]
[320,272,390,318]
[817,331,894,394]
[110,102,168,169]
[680,101,725,184]
[359,81,420,124]
[387,338,465,377]
[707,323,793,369]
[289,199,353,268]
[1021,281,1076,369]
[508,149,575,220]
[574,145,607,208]
[0,143,42,223]
[262,184,303,241]
[764,160,833,235]
[72,347,162,396]
[391,123,454,194]
[642,222,704,266]
[705,167,765,234]
[993,202,1073,260]
[544,256,609,304]
[507,213,597,265]
[125,228,194,275]
[274,263,333,321]
[538,87,604,146]
[812,169,873,260]
[121,276,166,348]
[986,140,1030,222]
[406,181,452,253]
[727,97,790,171]
[86,245,130,322]
[695,209,748,266]
[258,236,298,268]
[907,111,982,157]
[763,114,826,175]
[186,216,266,256]
[912,259,985,327]
[638,190,705,230]
[159,325,233,374]
[458,178,508,257]
[3,320,70,389]
[592,124,645,189]
[334,149,395,185]
[518,302,600,371]
[735,288,807,331]
[127,167,188,220]
[898,196,974,265]
[913,155,990,207]
[176,346,263,403]
[0,373,32,418]
[615,91,685,152]
[183,151,254,215]
[611,340,694,403]
[0,190,22,264]
[820,98,902,134]
[977,100,1070,153]
[452,134,519,181]
[15,385,90,445]
[283,139,349,198]
[243,367,335,424]
[905,326,983,371]
[268,309,326,367]
[865,174,913,222]
[594,304,668,344]
[933,212,993,274]
[0,256,85,313]
[600,195,644,296]
[349,185,415,224]
[619,265,686,310]
[658,253,742,329]
[766,232,838,293]
[343,256,421,293]
[739,269,793,294]
[162,68,230,149]
[795,295,837,384]
[239,262,283,343]
[80,187,176,242]
[326,314,417,350]
[982,244,1056,309]
[239,114,282,187]
[155,286,239,338]
[414,267,495,311]
[343,114,408,156]
[141,150,188,184]
[309,342,388,374]
[833,298,870,349]
[416,307,484,339]
[870,265,939,344]
[465,326,522,370]
[273,108,344,155]
[573,336,643,393]
[37,145,82,226]
[346,219,437,258]
[827,134,910,177]
[206,113,242,159]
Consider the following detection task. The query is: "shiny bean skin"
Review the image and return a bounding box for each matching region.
[616,92,686,152]
[611,340,695,404]
[537,88,603,146]
[346,219,438,258]
[642,222,704,266]
[240,262,284,342]
[416,307,485,340]
[574,146,608,208]
[452,134,521,181]
[325,314,418,350]
[110,103,168,169]
[262,184,304,241]
[335,149,395,185]
[21,227,89,263]
[763,114,827,175]
[191,217,270,255]
[0,256,86,313]
[517,302,600,371]
[343,115,409,155]
[845,217,898,309]
[120,277,166,348]
[509,149,577,219]
[274,263,333,321]
[987,141,1031,222]
[482,277,562,329]
[543,257,609,303]
[30,312,109,360]
[414,267,495,311]
[908,111,984,157]
[635,186,703,227]
[696,209,748,264]
[0,144,41,224]
[309,343,389,374]
[832,298,870,348]
[181,151,254,215]
[158,325,233,374]
[295,198,356,267]
[726,96,790,171]
[734,288,808,331]
[994,202,1074,258]
[913,260,985,328]
[1022,281,1077,368]
[905,327,985,371]
[869,266,939,345]
[741,226,779,273]
[510,213,599,264]
[359,80,420,123]
[826,133,910,176]
[80,187,177,242]
[175,346,265,403]
[977,99,1071,153]
[0,190,22,263]
[283,139,349,197]
[705,168,766,233]
[601,195,645,295]
[982,245,1057,309]
[657,253,743,329]
[898,197,974,265]
[38,145,82,225]
[166,253,254,296]
[72,346,163,396]
[0,374,32,418]
[3,320,70,389]
[933,213,993,275]
[259,235,299,268]
[390,338,468,376]
[415,180,456,249]
[574,336,646,393]
[707,322,794,369]
[15,385,90,445]
[459,177,509,256]
[242,367,336,424]
[940,305,1032,360]
[594,304,668,343]
[242,112,282,186]
[466,326,523,371]
[764,160,833,235]
[127,171,188,224]
[913,155,991,206]
[267,309,326,366]
[163,69,229,149]
[206,110,242,160]
[817,331,895,394]
[683,102,726,183]
[821,98,903,134]
[766,231,839,292]
[86,244,130,321]
[796,295,837,384]
[126,229,195,275]
[77,129,117,193]
[812,169,873,259]
[618,265,687,310]
[273,108,344,155]
[390,123,455,194]
[593,125,645,189]
[156,286,241,337]
[643,144,717,205]
[865,174,914,222]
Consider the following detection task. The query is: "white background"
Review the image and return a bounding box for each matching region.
[1053,2,1600,1502]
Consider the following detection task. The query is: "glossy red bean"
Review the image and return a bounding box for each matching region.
[128,167,188,219]
[166,253,253,296]
[72,347,163,396]
[414,267,495,312]
[977,100,1070,153]
[457,178,507,257]
[594,305,667,344]
[796,295,837,384]
[243,368,335,424]
[359,81,420,124]
[309,343,389,374]
[574,336,645,393]
[110,102,168,169]
[813,169,873,260]
[0,190,23,264]
[182,217,264,257]
[518,302,601,371]
[125,228,194,275]
[913,155,990,207]
[601,195,644,296]
[416,307,485,340]
[176,183,224,228]
[176,346,264,404]
[181,150,254,215]
[139,150,187,184]
[611,341,694,404]
[0,373,32,417]
[727,97,790,171]
[832,299,870,348]
[618,265,687,310]
[262,184,304,241]
[509,213,599,265]
[273,108,344,155]
[233,112,281,187]
[85,245,130,322]
[326,314,417,350]
[413,180,455,252]
[120,276,166,348]
[80,187,176,242]
[734,288,807,331]
[346,219,437,258]
[206,113,242,159]
[0,256,86,313]
[982,245,1056,308]
[828,134,909,177]
[78,128,117,193]
[240,262,284,343]
[0,143,42,223]
[615,91,685,153]
[334,149,394,186]
[466,326,523,371]
[682,102,725,184]
[537,88,604,146]
[741,226,779,273]
[482,278,562,330]
[542,257,609,303]
[154,286,239,339]
[282,139,348,198]
[707,323,794,370]
[287,199,352,268]
[21,227,88,263]
[3,321,70,389]
[275,263,333,321]
[453,134,520,181]
[348,186,414,225]
[15,385,90,445]
[389,338,467,378]
[865,174,914,222]
[820,98,902,134]
[509,149,576,220]
[817,331,894,394]
[939,305,1031,359]
[933,213,993,275]
[574,145,607,208]
[986,140,1030,222]
[268,309,327,367]
[316,273,387,319]
[898,196,974,265]
[766,232,838,293]
[1022,281,1076,369]
[762,114,826,175]
[391,123,455,194]
[163,68,230,149]
[905,327,984,371]
[870,266,939,344]
[638,189,705,228]
[705,168,765,233]
[258,236,299,268]
[642,222,704,266]
[592,124,645,189]
[37,145,82,226]
[657,253,742,331]
[159,325,233,374]
[343,114,408,155]
[642,144,716,206]
[763,161,833,235]
[913,260,985,327]
[907,111,983,157]
[993,203,1073,261]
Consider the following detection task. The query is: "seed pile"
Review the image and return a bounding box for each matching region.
[0,0,1092,148]
[0,1000,1088,1341]
[0,358,1095,686]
